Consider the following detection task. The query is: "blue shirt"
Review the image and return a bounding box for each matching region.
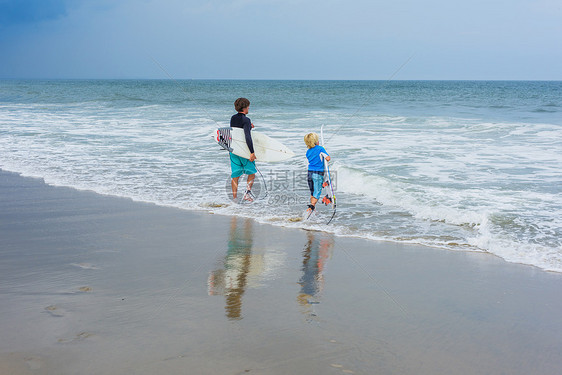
[306,145,329,172]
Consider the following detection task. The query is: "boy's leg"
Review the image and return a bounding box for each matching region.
[307,171,315,207]
[246,174,255,191]
[243,174,256,202]
[231,177,240,199]
[230,153,245,199]
[311,173,323,207]
[306,173,322,214]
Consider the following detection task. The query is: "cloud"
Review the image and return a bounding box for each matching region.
[0,0,68,26]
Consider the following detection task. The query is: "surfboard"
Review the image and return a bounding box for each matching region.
[320,125,337,224]
[214,127,295,162]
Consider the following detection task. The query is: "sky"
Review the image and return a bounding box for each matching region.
[0,0,561,80]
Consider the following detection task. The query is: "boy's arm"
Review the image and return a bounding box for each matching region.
[243,121,255,153]
[243,120,256,161]
[320,146,331,162]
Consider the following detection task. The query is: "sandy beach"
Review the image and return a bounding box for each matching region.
[1,169,561,375]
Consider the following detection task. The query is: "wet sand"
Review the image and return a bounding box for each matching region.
[1,169,561,375]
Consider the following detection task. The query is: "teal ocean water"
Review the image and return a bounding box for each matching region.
[1,80,561,271]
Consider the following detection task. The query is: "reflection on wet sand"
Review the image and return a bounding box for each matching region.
[297,231,334,320]
[207,218,333,321]
[207,217,254,320]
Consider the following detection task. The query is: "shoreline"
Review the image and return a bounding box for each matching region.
[1,166,557,275]
[1,169,562,374]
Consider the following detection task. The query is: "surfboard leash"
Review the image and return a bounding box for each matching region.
[254,164,269,199]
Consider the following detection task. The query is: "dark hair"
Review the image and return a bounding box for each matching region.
[234,97,250,112]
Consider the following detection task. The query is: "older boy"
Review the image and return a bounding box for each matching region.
[230,98,257,201]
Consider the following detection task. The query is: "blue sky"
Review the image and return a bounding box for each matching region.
[1,0,561,79]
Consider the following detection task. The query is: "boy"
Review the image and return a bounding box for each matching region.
[230,98,257,201]
[304,132,331,216]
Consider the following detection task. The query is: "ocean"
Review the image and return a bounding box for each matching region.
[1,79,561,272]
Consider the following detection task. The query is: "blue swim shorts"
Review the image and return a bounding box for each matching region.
[307,170,324,200]
[230,153,257,178]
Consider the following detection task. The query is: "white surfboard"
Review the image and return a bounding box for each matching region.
[320,125,336,224]
[214,127,295,162]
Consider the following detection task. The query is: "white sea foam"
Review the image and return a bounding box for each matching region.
[333,163,562,271]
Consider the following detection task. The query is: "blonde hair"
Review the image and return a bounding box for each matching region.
[304,133,319,149]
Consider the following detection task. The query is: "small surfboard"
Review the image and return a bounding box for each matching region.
[214,127,295,162]
[320,125,337,224]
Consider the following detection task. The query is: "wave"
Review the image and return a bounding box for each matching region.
[335,164,486,227]
[332,163,562,272]
[533,108,558,113]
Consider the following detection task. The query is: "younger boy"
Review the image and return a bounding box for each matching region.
[304,133,331,215]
